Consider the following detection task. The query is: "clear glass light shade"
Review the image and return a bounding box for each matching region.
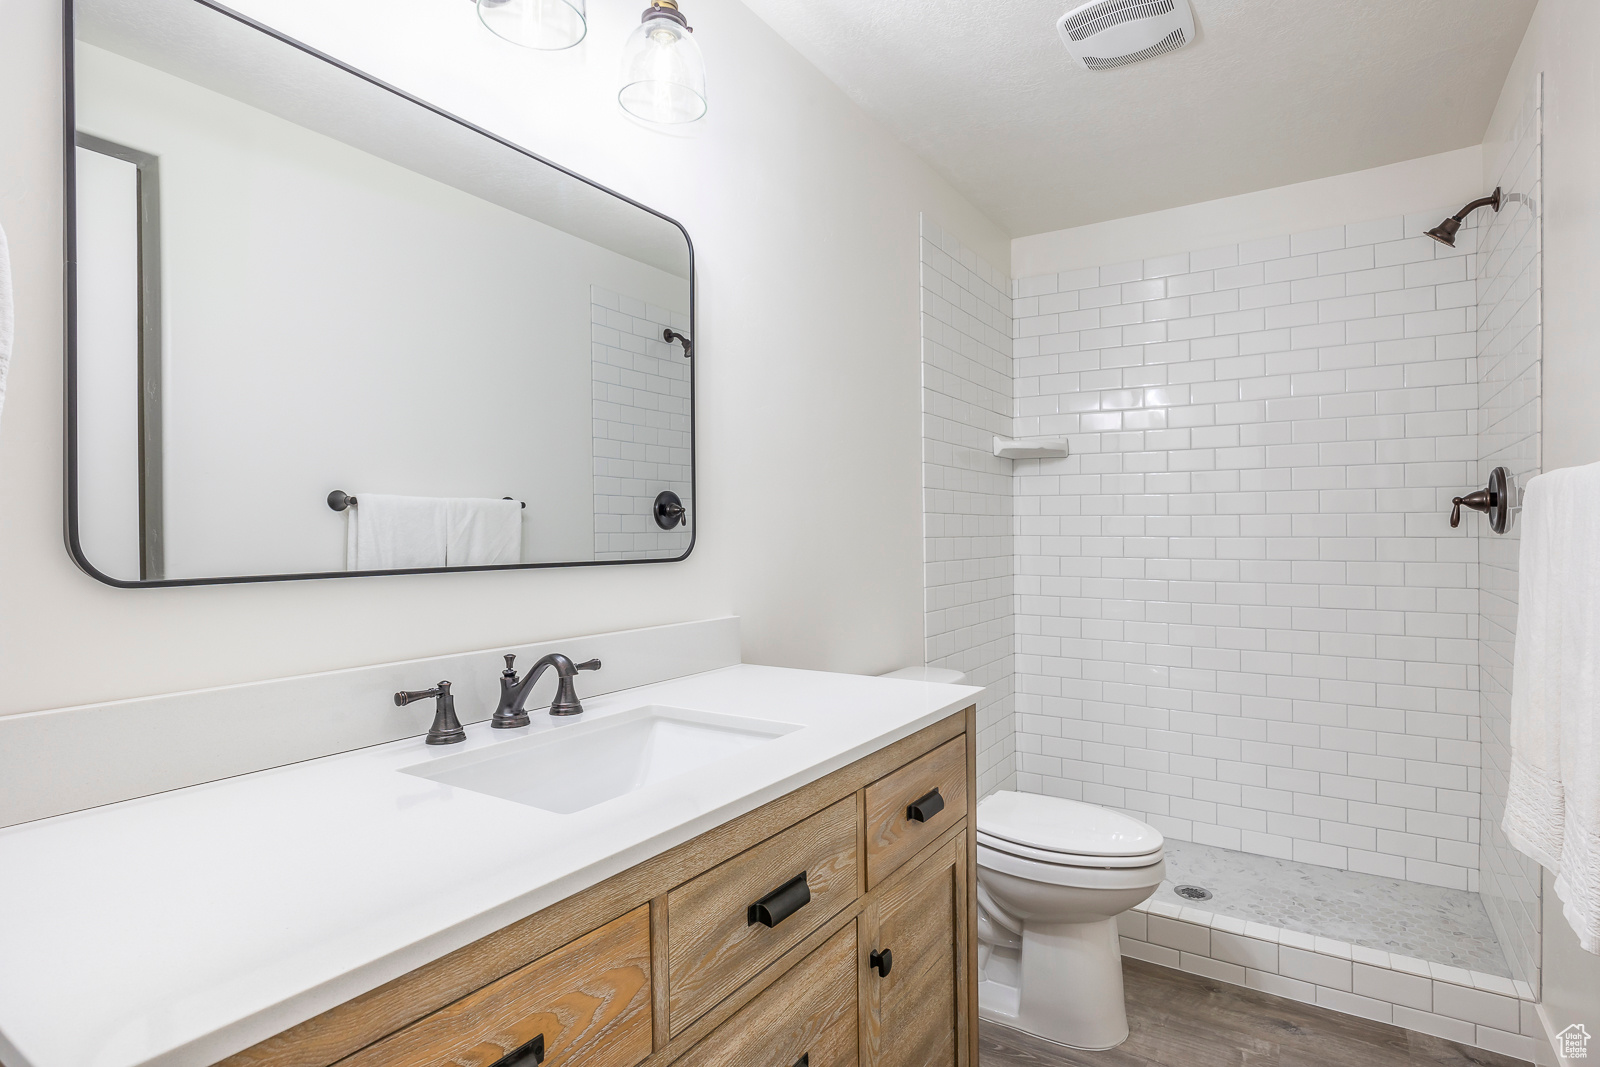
[477,0,587,51]
[618,14,707,124]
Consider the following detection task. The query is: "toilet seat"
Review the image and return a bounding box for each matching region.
[978,839,1165,889]
[977,830,1162,869]
[977,790,1164,868]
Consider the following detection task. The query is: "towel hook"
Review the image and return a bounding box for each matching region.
[1451,466,1513,534]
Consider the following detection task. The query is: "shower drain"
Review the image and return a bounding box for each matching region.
[1174,884,1213,902]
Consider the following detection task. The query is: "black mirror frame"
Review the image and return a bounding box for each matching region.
[61,0,696,587]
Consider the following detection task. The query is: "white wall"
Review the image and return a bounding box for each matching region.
[1013,148,1485,280]
[76,43,689,578]
[1486,0,1600,1052]
[0,0,1006,714]
[72,146,143,579]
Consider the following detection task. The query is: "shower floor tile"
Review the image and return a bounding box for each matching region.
[1154,839,1511,977]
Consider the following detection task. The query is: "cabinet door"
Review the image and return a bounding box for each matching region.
[859,836,968,1067]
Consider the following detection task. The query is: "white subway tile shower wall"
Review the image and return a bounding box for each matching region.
[1011,214,1487,890]
[921,216,1017,796]
[1476,78,1543,994]
[590,286,693,561]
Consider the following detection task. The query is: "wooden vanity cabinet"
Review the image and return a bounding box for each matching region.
[215,707,976,1067]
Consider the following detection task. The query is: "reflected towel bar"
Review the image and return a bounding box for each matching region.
[328,490,525,511]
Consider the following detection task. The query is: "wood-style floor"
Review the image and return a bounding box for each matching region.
[978,959,1532,1067]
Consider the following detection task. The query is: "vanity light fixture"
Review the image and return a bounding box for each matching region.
[618,0,708,124]
[475,0,587,51]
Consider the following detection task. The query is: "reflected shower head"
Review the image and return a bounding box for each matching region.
[1426,187,1503,247]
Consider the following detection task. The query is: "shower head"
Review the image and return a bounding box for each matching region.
[1426,187,1503,247]
[1424,216,1463,246]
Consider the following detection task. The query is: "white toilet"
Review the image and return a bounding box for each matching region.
[976,790,1165,1051]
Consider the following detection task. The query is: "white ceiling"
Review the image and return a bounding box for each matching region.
[739,0,1537,237]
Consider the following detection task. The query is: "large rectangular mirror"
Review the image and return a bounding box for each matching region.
[66,0,695,586]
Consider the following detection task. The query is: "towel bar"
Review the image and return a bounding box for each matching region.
[327,490,525,511]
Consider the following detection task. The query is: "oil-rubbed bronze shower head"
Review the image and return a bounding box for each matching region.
[1426,187,1503,247]
[1424,216,1463,246]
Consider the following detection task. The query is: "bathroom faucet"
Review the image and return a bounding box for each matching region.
[492,653,602,727]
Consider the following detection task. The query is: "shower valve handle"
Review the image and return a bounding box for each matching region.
[1450,489,1495,528]
[1448,468,1514,534]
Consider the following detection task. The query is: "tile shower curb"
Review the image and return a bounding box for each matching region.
[1119,897,1542,1061]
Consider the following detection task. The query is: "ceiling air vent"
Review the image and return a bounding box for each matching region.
[1057,0,1195,71]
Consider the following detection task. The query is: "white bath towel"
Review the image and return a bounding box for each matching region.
[0,221,13,431]
[445,497,522,566]
[345,494,449,570]
[1504,461,1600,954]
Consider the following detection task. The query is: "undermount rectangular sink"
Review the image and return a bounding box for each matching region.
[401,706,803,815]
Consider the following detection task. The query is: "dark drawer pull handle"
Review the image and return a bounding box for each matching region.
[748,871,811,928]
[870,947,893,977]
[794,1056,809,1067]
[488,1033,544,1067]
[907,787,945,823]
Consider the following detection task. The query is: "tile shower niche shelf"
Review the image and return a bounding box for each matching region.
[993,436,1071,460]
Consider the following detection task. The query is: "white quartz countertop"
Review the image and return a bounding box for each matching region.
[0,664,980,1067]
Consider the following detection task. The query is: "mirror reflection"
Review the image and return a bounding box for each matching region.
[69,0,694,584]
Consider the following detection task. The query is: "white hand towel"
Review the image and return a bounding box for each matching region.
[1504,461,1600,953]
[345,494,449,570]
[445,497,522,566]
[0,221,13,431]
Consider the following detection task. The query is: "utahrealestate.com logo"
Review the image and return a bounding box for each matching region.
[1558,1024,1591,1060]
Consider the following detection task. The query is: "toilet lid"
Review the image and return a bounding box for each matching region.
[977,791,1163,859]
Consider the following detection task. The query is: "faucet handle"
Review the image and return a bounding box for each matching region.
[394,683,445,706]
[394,681,466,745]
[502,654,519,679]
[576,658,601,672]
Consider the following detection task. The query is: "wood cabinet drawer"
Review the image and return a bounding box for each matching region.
[674,924,858,1067]
[667,796,858,1035]
[337,906,652,1067]
[863,738,967,888]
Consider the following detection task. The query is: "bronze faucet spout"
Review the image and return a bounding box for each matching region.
[492,653,602,727]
